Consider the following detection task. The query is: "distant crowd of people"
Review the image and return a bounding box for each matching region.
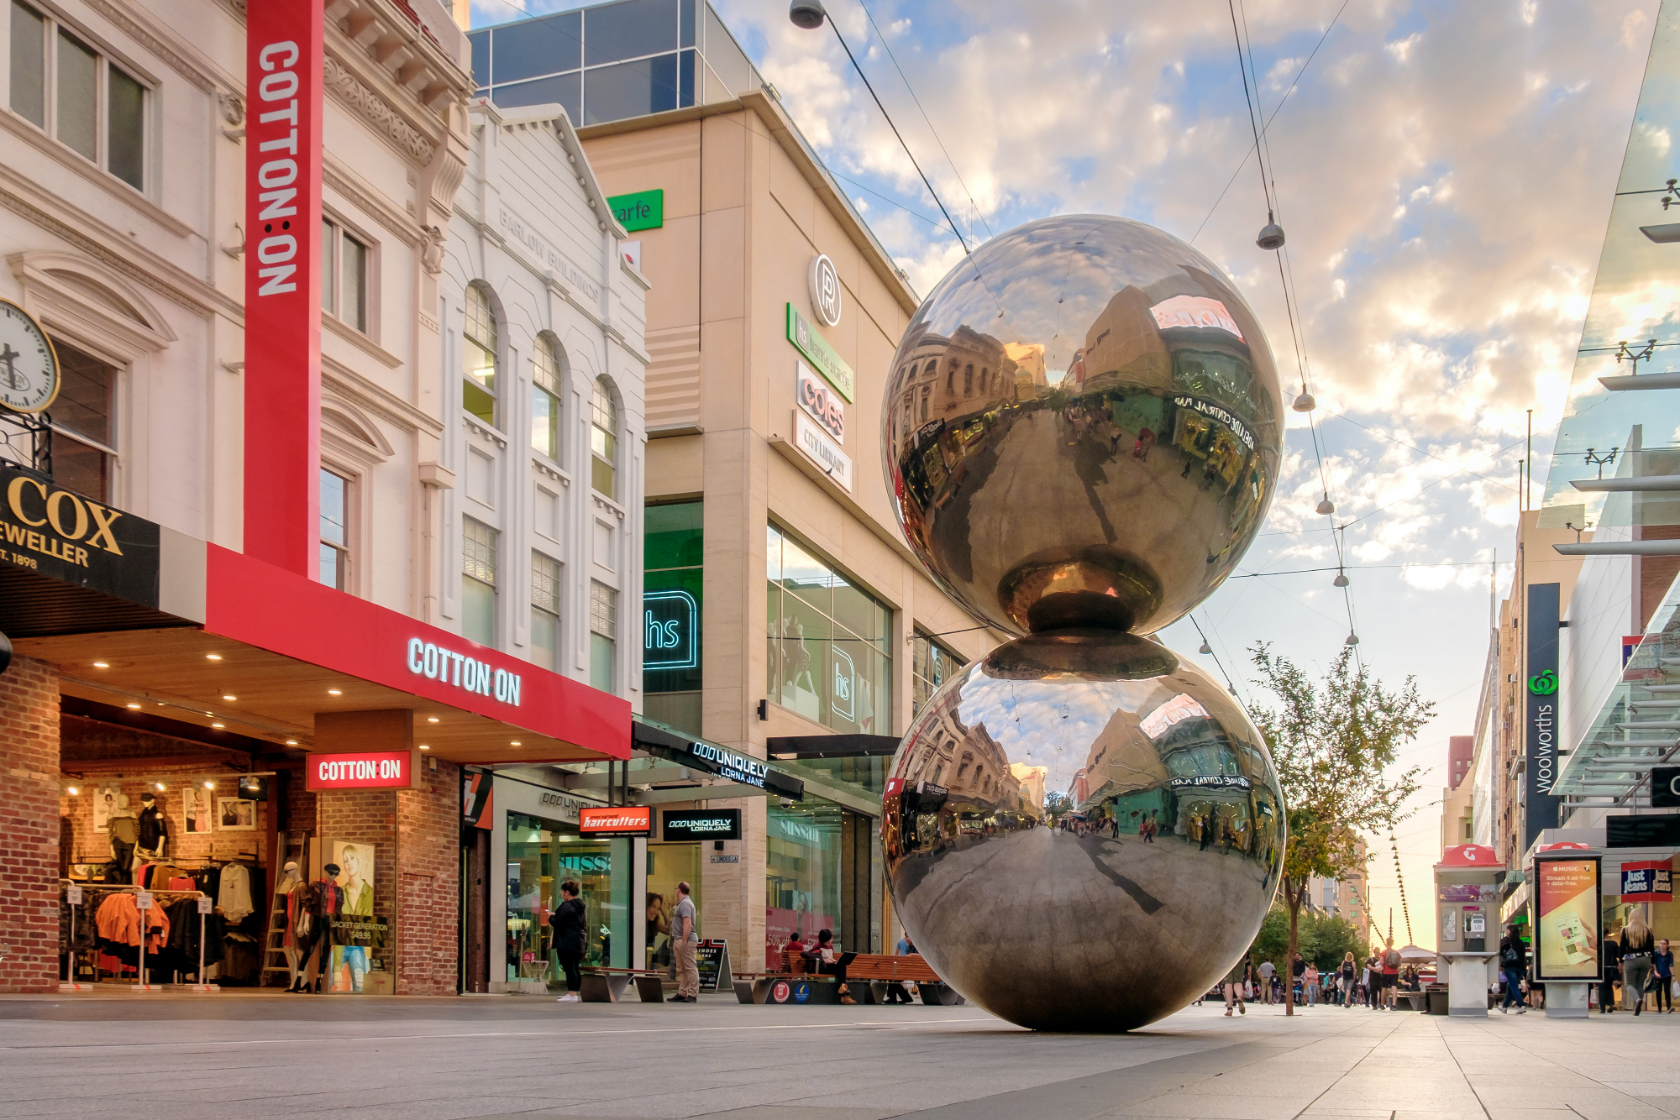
[1201,939,1424,1015]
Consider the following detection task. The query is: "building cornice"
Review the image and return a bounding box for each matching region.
[322,353,443,436]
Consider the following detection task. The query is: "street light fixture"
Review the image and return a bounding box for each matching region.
[1316,495,1335,516]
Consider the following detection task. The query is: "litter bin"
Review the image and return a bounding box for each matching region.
[1427,989,1449,1015]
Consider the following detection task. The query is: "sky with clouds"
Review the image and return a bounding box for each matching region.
[472,0,1662,948]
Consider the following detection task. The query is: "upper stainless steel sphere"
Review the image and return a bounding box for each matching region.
[883,215,1281,635]
[884,628,1284,1032]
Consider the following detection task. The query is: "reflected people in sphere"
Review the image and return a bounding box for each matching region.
[882,629,1283,1032]
[882,215,1281,639]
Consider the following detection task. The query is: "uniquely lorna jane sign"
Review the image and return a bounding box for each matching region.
[406,637,524,705]
[663,808,742,841]
[306,750,415,791]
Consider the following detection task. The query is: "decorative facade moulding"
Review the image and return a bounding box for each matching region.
[323,55,436,164]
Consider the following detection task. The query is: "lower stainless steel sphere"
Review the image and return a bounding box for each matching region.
[883,629,1284,1032]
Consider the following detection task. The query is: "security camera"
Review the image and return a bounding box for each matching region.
[789,0,826,30]
[780,797,794,808]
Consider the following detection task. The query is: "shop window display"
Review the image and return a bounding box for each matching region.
[505,812,621,984]
[764,798,842,968]
[645,842,702,972]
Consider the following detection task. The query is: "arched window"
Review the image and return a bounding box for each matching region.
[980,368,989,393]
[946,361,957,391]
[532,335,562,459]
[963,363,974,396]
[463,283,498,425]
[590,376,618,497]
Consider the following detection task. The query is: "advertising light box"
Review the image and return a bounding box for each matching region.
[579,806,652,836]
[1535,856,1601,982]
[306,750,415,791]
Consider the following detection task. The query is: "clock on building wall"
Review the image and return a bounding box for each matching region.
[0,299,59,414]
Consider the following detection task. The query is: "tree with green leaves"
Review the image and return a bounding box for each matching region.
[1250,905,1369,975]
[1248,644,1430,1016]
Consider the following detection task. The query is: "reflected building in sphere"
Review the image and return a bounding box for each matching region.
[880,215,1286,1031]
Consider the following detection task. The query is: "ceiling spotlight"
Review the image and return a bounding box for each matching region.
[427,717,439,723]
[1198,641,1212,655]
[511,740,522,747]
[1292,390,1315,412]
[1345,632,1360,647]
[419,744,430,751]
[155,782,166,791]
[206,653,222,661]
[212,722,225,729]
[285,739,299,746]
[788,0,827,30]
[222,694,236,701]
[126,702,142,710]
[66,786,79,796]
[203,781,215,790]
[327,689,342,696]
[1316,495,1335,516]
[1256,211,1286,251]
[92,661,109,668]
[1333,570,1350,588]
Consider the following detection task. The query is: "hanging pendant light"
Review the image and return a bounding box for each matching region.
[1316,494,1335,515]
[1292,389,1316,412]
[1256,210,1286,251]
[1333,570,1349,588]
[1198,640,1212,655]
[1345,632,1360,647]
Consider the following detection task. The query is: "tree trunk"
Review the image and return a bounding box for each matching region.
[1285,878,1301,1017]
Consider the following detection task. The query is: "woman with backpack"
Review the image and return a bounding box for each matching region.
[1498,925,1527,1014]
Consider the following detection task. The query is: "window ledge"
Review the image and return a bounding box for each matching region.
[590,490,625,519]
[462,412,508,448]
[324,313,400,368]
[531,453,569,485]
[0,109,192,239]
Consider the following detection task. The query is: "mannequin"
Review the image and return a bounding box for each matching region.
[135,792,170,862]
[297,862,344,993]
[277,862,305,992]
[107,792,138,874]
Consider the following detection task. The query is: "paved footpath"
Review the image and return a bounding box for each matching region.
[2,993,1678,1120]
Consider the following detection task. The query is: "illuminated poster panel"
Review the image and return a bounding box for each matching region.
[1535,856,1602,982]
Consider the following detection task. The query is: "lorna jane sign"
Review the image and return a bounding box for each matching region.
[306,750,415,791]
[406,637,524,706]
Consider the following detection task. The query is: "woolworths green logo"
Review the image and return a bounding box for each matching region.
[1528,669,1558,695]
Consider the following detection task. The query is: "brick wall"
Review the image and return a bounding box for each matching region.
[315,758,459,994]
[0,657,61,993]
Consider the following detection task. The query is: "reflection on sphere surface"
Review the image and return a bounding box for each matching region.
[882,215,1282,636]
[883,630,1284,1032]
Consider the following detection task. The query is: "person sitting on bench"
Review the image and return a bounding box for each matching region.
[806,929,857,1005]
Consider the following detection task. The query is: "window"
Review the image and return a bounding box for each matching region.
[911,631,965,717]
[48,342,116,501]
[321,219,369,333]
[531,551,561,671]
[589,581,617,691]
[590,377,617,497]
[9,2,147,190]
[462,516,498,645]
[644,501,701,735]
[463,284,498,426]
[765,523,891,735]
[532,336,562,459]
[319,468,350,590]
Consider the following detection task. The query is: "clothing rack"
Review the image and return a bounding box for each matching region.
[61,881,219,993]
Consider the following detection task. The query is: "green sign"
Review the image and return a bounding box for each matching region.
[1528,669,1558,695]
[785,304,854,402]
[607,189,663,232]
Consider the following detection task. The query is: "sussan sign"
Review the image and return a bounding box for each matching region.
[306,750,415,790]
[1,464,159,604]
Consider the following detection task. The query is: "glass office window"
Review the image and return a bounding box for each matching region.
[583,0,676,66]
[590,581,616,691]
[320,469,350,591]
[107,65,144,190]
[492,72,581,121]
[912,631,964,716]
[10,5,147,190]
[55,29,96,160]
[463,516,498,645]
[532,337,562,459]
[464,284,498,426]
[10,1,44,127]
[764,797,843,968]
[583,53,680,125]
[531,551,561,671]
[495,9,581,78]
[644,501,701,735]
[765,523,890,734]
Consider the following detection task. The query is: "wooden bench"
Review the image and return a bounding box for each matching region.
[731,951,962,1006]
[579,967,668,1003]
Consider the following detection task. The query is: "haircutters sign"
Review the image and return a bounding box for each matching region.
[306,750,415,790]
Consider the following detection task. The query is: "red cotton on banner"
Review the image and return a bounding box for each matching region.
[244,0,324,579]
[306,750,416,791]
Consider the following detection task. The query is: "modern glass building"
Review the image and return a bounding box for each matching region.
[468,0,763,127]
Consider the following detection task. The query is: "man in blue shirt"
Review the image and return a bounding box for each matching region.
[1655,938,1674,1014]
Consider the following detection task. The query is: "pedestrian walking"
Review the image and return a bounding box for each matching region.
[1290,952,1307,1006]
[1498,925,1526,1014]
[1340,952,1356,1008]
[671,880,700,1003]
[1304,961,1320,1007]
[1381,939,1401,1010]
[1223,957,1248,1016]
[552,879,586,1003]
[1654,939,1674,1013]
[1599,928,1624,1014]
[1258,958,1276,1005]
[1622,909,1656,1015]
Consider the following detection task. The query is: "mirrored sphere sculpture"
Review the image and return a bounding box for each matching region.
[882,214,1282,636]
[883,630,1285,1032]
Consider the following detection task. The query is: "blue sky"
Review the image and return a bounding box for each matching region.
[474,0,1661,947]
